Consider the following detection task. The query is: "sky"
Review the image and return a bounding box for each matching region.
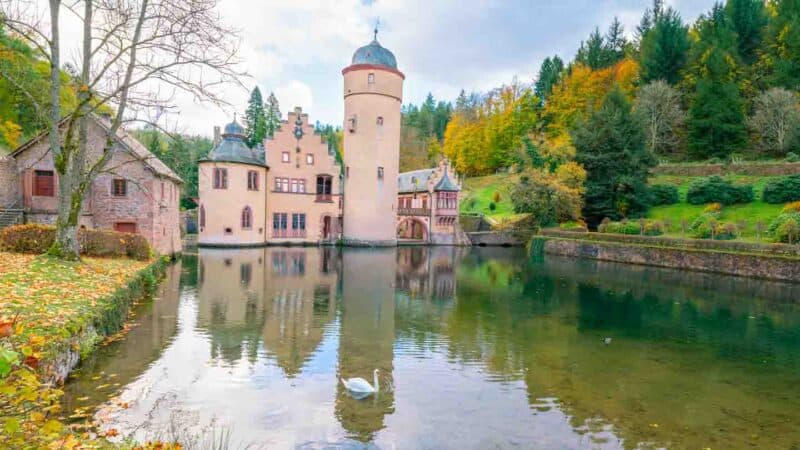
[61,0,719,136]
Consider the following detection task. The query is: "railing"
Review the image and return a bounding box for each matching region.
[315,194,333,203]
[398,208,431,216]
[272,229,307,238]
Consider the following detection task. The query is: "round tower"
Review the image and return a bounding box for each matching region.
[198,119,268,246]
[342,31,404,246]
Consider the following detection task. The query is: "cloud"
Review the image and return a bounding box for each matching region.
[275,81,314,114]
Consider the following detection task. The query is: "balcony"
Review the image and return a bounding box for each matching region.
[398,208,431,216]
[272,229,307,238]
[315,194,333,203]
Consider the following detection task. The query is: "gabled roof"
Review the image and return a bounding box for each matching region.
[397,168,435,194]
[434,171,459,192]
[11,114,183,184]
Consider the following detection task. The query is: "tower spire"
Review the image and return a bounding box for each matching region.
[373,18,380,41]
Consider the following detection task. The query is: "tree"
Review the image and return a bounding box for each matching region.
[725,0,767,66]
[686,4,747,160]
[534,56,564,104]
[510,169,584,226]
[749,87,800,156]
[634,80,684,155]
[575,28,606,70]
[573,86,656,227]
[265,91,281,137]
[1,0,244,259]
[243,86,267,148]
[638,1,690,84]
[763,0,800,91]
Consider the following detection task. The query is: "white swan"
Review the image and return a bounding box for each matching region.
[341,369,380,395]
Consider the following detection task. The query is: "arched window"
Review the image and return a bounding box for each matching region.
[199,205,206,229]
[241,206,252,230]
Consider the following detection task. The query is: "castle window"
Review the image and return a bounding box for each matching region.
[273,213,288,237]
[368,73,375,84]
[241,206,252,230]
[247,171,259,191]
[316,175,332,202]
[292,213,306,230]
[282,152,290,163]
[33,170,55,197]
[112,178,127,197]
[437,191,458,209]
[213,168,228,189]
[199,205,206,229]
[306,154,314,165]
[376,116,383,126]
[377,166,384,179]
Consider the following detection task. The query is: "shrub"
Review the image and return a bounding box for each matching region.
[649,184,679,206]
[559,221,588,232]
[689,213,737,240]
[762,175,800,204]
[767,212,800,244]
[492,191,501,203]
[0,224,151,260]
[786,152,800,163]
[783,201,800,213]
[686,176,754,205]
[598,219,663,236]
[488,202,497,211]
[704,202,723,213]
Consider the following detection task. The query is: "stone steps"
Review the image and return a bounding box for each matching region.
[0,209,24,229]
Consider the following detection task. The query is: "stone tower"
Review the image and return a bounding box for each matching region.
[342,31,404,246]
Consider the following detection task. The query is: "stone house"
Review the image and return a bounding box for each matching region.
[397,158,464,245]
[0,114,183,255]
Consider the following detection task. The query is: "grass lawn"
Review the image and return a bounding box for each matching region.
[0,252,155,447]
[459,173,521,220]
[648,174,786,240]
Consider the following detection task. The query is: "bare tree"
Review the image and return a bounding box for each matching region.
[1,0,245,259]
[634,80,684,155]
[749,87,800,157]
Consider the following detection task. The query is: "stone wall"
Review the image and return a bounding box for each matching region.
[0,156,19,208]
[653,162,800,177]
[468,231,527,246]
[541,237,800,282]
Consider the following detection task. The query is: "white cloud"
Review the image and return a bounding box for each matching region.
[275,80,314,115]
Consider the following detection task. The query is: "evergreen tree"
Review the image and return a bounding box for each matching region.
[603,17,629,65]
[638,1,690,84]
[686,4,747,160]
[534,56,564,103]
[725,0,767,66]
[575,28,607,69]
[265,91,281,138]
[243,86,267,148]
[763,0,800,90]
[573,86,656,227]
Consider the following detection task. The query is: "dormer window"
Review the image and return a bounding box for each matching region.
[368,73,375,84]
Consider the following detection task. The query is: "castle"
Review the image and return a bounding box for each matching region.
[198,34,462,247]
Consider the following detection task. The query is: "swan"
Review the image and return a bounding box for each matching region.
[341,369,380,395]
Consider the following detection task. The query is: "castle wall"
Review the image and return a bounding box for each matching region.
[0,156,19,208]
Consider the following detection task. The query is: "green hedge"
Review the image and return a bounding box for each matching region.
[686,176,754,205]
[762,175,800,204]
[649,184,680,205]
[598,219,664,236]
[0,224,151,260]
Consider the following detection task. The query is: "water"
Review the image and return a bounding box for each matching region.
[62,247,800,449]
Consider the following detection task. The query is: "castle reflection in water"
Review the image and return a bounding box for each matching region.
[195,246,464,441]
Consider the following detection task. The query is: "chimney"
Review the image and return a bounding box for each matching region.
[213,126,221,146]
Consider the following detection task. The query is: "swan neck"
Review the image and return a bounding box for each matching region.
[374,372,379,391]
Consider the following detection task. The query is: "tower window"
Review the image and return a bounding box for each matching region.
[282,152,290,163]
[213,168,228,189]
[306,154,314,165]
[247,171,259,191]
[368,73,375,84]
[376,116,384,126]
[241,206,252,230]
[377,167,384,179]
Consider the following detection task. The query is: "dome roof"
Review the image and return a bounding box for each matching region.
[223,120,245,137]
[351,38,397,69]
[201,119,265,167]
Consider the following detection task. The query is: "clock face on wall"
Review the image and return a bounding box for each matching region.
[294,117,304,140]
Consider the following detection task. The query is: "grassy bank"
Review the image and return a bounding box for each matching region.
[0,252,168,448]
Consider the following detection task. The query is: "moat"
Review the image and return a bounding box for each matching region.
[62,247,800,449]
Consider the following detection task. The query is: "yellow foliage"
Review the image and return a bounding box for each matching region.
[782,201,800,213]
[555,161,587,194]
[0,119,22,149]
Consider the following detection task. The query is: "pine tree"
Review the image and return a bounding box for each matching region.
[638,1,689,84]
[265,91,281,138]
[575,28,606,70]
[534,56,564,103]
[725,0,767,66]
[243,86,267,148]
[763,0,800,91]
[604,17,629,65]
[573,86,656,227]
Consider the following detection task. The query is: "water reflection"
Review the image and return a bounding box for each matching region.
[62,247,800,449]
